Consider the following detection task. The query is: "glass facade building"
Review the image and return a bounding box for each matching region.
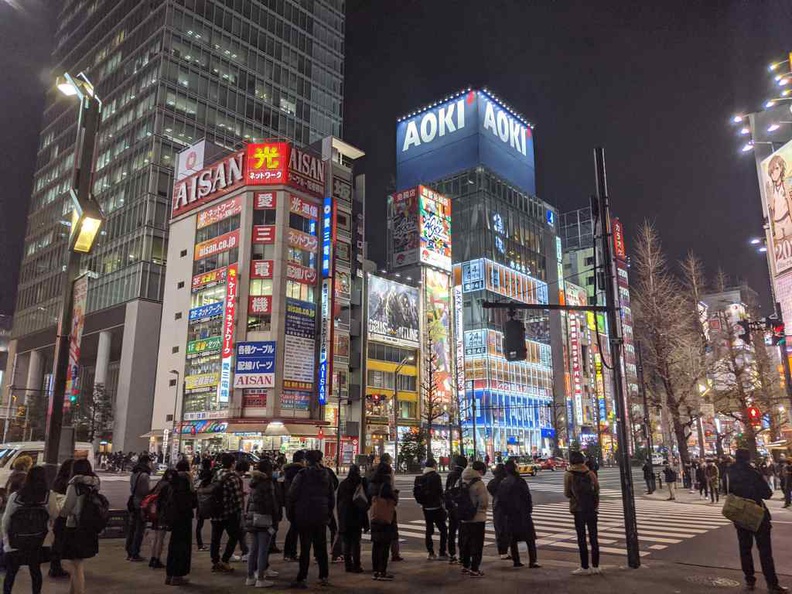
[6,0,345,451]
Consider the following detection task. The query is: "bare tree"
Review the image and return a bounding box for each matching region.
[421,335,446,460]
[632,222,706,465]
[74,382,114,443]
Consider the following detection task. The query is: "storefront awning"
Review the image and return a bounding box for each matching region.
[225,422,325,437]
[140,430,163,438]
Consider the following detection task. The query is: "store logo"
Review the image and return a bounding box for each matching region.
[481,97,529,157]
[401,98,466,152]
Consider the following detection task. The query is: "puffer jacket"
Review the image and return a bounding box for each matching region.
[460,467,488,523]
[246,469,281,530]
[415,467,444,510]
[288,464,335,528]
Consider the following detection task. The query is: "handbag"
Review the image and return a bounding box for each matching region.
[369,495,395,525]
[721,474,765,532]
[245,511,273,529]
[353,483,368,510]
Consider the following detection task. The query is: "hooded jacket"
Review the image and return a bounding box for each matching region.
[288,464,335,528]
[727,461,772,516]
[460,466,489,523]
[415,467,444,510]
[564,463,599,513]
[60,475,102,528]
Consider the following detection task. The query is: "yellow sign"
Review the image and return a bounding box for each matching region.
[185,372,219,390]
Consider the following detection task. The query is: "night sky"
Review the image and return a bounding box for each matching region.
[2,1,791,315]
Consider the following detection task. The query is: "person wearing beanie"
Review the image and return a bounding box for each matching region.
[413,459,447,560]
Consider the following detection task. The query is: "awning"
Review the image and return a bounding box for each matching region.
[225,423,324,437]
[140,430,164,438]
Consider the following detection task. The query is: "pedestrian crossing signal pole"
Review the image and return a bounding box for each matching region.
[593,147,641,569]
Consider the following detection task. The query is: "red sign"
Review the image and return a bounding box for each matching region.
[287,262,317,285]
[252,225,276,244]
[222,265,239,358]
[249,295,273,315]
[197,196,243,229]
[194,229,239,260]
[246,142,289,185]
[613,217,627,260]
[250,260,274,279]
[192,266,228,291]
[242,390,267,408]
[288,229,318,253]
[254,192,277,209]
[172,151,245,218]
[289,194,319,220]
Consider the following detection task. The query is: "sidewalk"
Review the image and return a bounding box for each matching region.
[13,536,757,593]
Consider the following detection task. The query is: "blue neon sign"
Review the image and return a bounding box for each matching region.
[321,197,333,278]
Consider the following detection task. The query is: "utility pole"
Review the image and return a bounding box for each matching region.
[594,147,641,568]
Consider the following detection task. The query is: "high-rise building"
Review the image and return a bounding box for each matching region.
[391,89,559,458]
[3,0,345,451]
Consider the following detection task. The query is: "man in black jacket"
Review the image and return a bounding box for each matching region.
[727,449,788,593]
[414,459,447,560]
[444,455,468,564]
[287,449,335,588]
[281,451,306,561]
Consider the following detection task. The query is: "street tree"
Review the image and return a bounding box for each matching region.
[74,382,114,443]
[421,335,446,460]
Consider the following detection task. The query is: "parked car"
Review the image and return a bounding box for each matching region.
[0,441,95,486]
[538,456,567,471]
[513,456,541,476]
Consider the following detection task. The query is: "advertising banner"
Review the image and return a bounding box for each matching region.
[612,217,627,261]
[288,228,318,253]
[219,264,238,404]
[192,267,227,291]
[423,268,453,404]
[234,341,276,388]
[172,151,244,218]
[461,259,485,292]
[762,141,792,276]
[194,229,239,260]
[367,275,420,346]
[242,390,267,408]
[287,262,317,285]
[248,295,273,315]
[189,301,224,322]
[254,192,276,210]
[252,225,276,244]
[286,146,325,197]
[284,299,316,388]
[246,142,289,185]
[282,391,311,411]
[196,196,242,229]
[333,176,353,212]
[485,259,548,304]
[250,260,273,279]
[318,278,333,405]
[454,285,466,406]
[389,187,419,269]
[185,372,220,391]
[321,197,334,277]
[66,274,88,399]
[175,140,205,181]
[464,329,487,356]
[186,336,221,357]
[569,315,584,426]
[335,269,351,300]
[289,194,319,220]
[418,186,452,271]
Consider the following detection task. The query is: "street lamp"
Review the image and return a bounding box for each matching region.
[169,369,184,464]
[43,72,104,483]
[392,354,415,472]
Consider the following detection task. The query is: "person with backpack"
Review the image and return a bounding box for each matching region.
[209,454,244,573]
[487,463,509,559]
[565,450,600,576]
[161,461,196,586]
[287,449,335,588]
[281,451,306,562]
[368,467,397,581]
[726,448,788,593]
[706,459,720,504]
[413,458,447,560]
[458,460,489,578]
[444,455,468,564]
[125,455,152,562]
[499,460,540,569]
[60,458,104,594]
[48,459,73,580]
[244,458,280,588]
[662,462,677,501]
[195,458,213,551]
[336,464,369,574]
[143,470,170,569]
[2,466,58,594]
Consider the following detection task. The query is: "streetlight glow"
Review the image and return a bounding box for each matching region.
[739,127,750,135]
[732,115,744,124]
[741,143,754,152]
[768,123,781,132]
[759,246,768,253]
[750,238,762,245]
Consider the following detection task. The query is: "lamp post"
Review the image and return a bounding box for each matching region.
[44,72,104,483]
[169,370,183,464]
[392,354,414,473]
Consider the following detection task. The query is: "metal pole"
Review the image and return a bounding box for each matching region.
[393,382,399,472]
[472,387,477,461]
[178,380,185,458]
[637,343,655,492]
[594,147,641,568]
[336,383,342,475]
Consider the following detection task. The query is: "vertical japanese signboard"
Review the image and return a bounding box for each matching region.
[318,278,333,405]
[218,264,238,403]
[321,197,334,277]
[66,274,89,402]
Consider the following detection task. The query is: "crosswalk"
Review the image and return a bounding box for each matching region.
[395,497,732,558]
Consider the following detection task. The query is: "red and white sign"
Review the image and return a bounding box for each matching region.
[287,146,325,197]
[254,192,277,210]
[252,225,276,244]
[222,265,239,359]
[287,263,317,285]
[246,142,289,185]
[288,229,318,253]
[613,217,627,261]
[175,140,206,181]
[569,316,583,426]
[249,295,273,315]
[192,266,228,291]
[194,229,239,260]
[172,151,245,218]
[234,373,275,388]
[242,390,267,408]
[289,194,319,220]
[197,196,243,229]
[250,260,274,279]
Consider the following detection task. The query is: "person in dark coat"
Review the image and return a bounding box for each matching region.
[642,460,655,494]
[726,449,788,593]
[195,458,212,551]
[367,454,402,562]
[499,460,540,568]
[369,468,397,580]
[487,463,509,558]
[287,450,335,588]
[245,459,280,587]
[336,464,369,573]
[444,455,468,564]
[49,459,73,579]
[281,451,306,562]
[161,461,196,586]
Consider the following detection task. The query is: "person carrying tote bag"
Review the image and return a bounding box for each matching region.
[368,482,397,581]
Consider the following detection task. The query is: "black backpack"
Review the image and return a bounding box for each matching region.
[198,473,227,519]
[8,493,49,550]
[451,478,479,521]
[413,475,427,506]
[78,485,110,533]
[571,471,598,512]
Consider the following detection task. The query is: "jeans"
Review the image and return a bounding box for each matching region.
[297,525,328,581]
[573,510,600,569]
[210,515,241,565]
[422,508,448,555]
[166,520,192,578]
[342,530,362,570]
[510,535,537,566]
[247,530,273,580]
[737,516,779,588]
[284,524,299,559]
[372,539,391,574]
[459,522,485,571]
[125,509,146,557]
[195,517,205,548]
[447,513,458,557]
[4,549,42,594]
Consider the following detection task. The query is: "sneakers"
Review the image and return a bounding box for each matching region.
[241,554,249,563]
[572,567,591,576]
[378,573,394,581]
[349,567,364,574]
[231,554,243,562]
[246,577,258,586]
[319,578,331,586]
[468,570,484,577]
[373,573,381,581]
[283,556,299,562]
[212,562,234,573]
[461,567,470,574]
[265,569,279,578]
[150,558,165,569]
[170,576,189,586]
[448,556,459,565]
[437,554,449,561]
[48,569,70,579]
[128,555,145,562]
[529,562,542,569]
[513,562,525,568]
[331,555,345,564]
[590,566,602,575]
[197,545,209,552]
[427,552,437,560]
[255,580,275,588]
[499,554,512,560]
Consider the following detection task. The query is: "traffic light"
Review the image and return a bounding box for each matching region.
[69,394,78,404]
[746,405,762,428]
[503,309,527,361]
[737,320,751,344]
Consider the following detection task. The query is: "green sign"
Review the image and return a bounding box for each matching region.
[186,336,222,356]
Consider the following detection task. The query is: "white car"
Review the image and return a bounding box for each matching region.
[0,441,95,486]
